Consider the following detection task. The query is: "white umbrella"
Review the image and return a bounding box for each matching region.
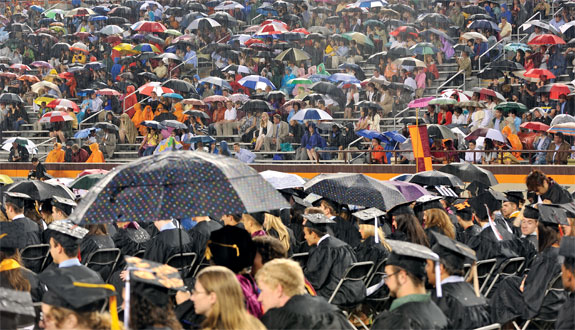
[99,25,124,35]
[2,137,38,154]
[291,108,333,121]
[187,17,220,30]
[215,1,245,11]
[466,128,506,142]
[71,42,88,52]
[462,32,487,42]
[259,170,306,190]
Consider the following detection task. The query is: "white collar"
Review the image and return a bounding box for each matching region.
[12,214,25,220]
[317,234,330,246]
[441,275,465,285]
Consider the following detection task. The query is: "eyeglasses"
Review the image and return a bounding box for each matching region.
[383,271,401,282]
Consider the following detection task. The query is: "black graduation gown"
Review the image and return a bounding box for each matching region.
[354,236,390,265]
[22,267,43,302]
[431,281,491,330]
[329,216,362,248]
[489,247,566,324]
[187,220,222,257]
[80,234,116,280]
[304,236,365,306]
[467,224,527,264]
[261,294,353,330]
[540,181,573,204]
[372,295,448,330]
[143,228,192,264]
[458,224,481,245]
[15,216,42,272]
[556,291,575,330]
[40,264,103,283]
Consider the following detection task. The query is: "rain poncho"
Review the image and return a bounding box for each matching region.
[154,136,182,154]
[45,143,65,163]
[502,126,523,160]
[119,113,137,144]
[86,143,105,163]
[123,85,138,117]
[173,102,186,122]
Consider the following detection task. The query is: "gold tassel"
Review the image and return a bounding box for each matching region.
[73,282,121,330]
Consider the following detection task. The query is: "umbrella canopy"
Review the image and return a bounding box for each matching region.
[385,180,429,202]
[183,110,210,119]
[462,32,487,42]
[429,97,458,106]
[548,122,575,136]
[69,173,106,190]
[291,108,333,121]
[240,99,273,112]
[0,93,24,104]
[465,127,506,142]
[528,34,565,45]
[408,170,464,187]
[138,82,174,96]
[38,111,74,123]
[2,138,38,154]
[199,77,232,90]
[438,162,498,186]
[131,21,167,33]
[427,124,457,140]
[342,32,373,46]
[274,48,311,62]
[188,17,221,30]
[551,114,575,126]
[304,173,407,211]
[47,99,80,112]
[95,122,120,132]
[238,75,276,90]
[260,170,306,190]
[494,102,528,114]
[549,83,574,99]
[392,57,426,68]
[68,152,289,224]
[520,121,550,132]
[7,180,75,201]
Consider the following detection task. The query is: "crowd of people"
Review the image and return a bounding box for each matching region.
[0,0,574,165]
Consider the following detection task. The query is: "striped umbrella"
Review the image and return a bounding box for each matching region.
[47,99,80,112]
[39,111,74,123]
[548,123,575,136]
[238,75,276,90]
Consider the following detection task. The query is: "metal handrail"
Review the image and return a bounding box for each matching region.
[393,107,410,130]
[518,11,542,43]
[478,38,505,70]
[79,109,105,128]
[436,70,465,96]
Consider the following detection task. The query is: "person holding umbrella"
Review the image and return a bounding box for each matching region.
[8,140,29,162]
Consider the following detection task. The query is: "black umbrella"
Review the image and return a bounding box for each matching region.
[390,3,415,15]
[163,79,195,93]
[0,93,23,104]
[50,42,71,57]
[7,180,75,201]
[477,67,504,79]
[306,32,326,40]
[145,34,165,45]
[68,152,289,224]
[488,59,524,71]
[462,5,487,15]
[409,170,464,187]
[209,12,237,26]
[419,28,454,44]
[161,120,188,130]
[184,110,210,119]
[416,13,451,25]
[310,81,345,104]
[185,2,208,12]
[165,7,184,16]
[302,93,327,103]
[366,51,387,64]
[241,99,273,112]
[107,17,129,25]
[387,47,414,58]
[468,13,496,22]
[324,16,342,25]
[438,162,498,186]
[274,48,310,62]
[427,124,457,140]
[8,23,33,33]
[304,173,407,211]
[108,6,132,18]
[356,101,382,110]
[95,122,120,132]
[138,71,159,80]
[454,44,473,54]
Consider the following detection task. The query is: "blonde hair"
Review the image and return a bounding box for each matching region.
[304,207,323,215]
[242,213,263,230]
[197,266,266,330]
[263,214,290,251]
[255,259,306,297]
[47,306,113,330]
[359,224,392,251]
[423,209,456,239]
[260,112,269,126]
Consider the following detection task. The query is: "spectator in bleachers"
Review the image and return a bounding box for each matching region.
[86,143,105,163]
[234,143,256,164]
[45,143,65,163]
[546,132,571,165]
[264,114,289,152]
[69,144,89,163]
[216,100,238,137]
[368,138,386,164]
[254,112,273,152]
[100,127,116,159]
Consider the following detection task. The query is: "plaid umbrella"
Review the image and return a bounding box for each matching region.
[68,152,289,224]
[438,162,498,186]
[304,173,407,211]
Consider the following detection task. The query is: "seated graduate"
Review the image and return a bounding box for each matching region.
[142,218,191,264]
[353,208,391,266]
[452,199,481,244]
[489,204,568,326]
[39,271,119,330]
[426,232,492,330]
[80,224,115,278]
[557,236,575,329]
[256,258,353,330]
[187,215,222,256]
[318,199,362,248]
[386,201,430,247]
[414,195,456,245]
[519,205,539,250]
[4,192,41,246]
[302,213,365,306]
[371,239,448,330]
[501,190,525,236]
[42,220,103,283]
[0,288,36,329]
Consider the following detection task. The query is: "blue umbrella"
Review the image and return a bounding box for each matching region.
[89,15,109,22]
[92,6,110,15]
[290,108,333,121]
[383,131,407,144]
[199,76,232,90]
[39,18,56,25]
[163,93,183,100]
[141,120,165,130]
[30,5,44,12]
[328,73,360,84]
[186,135,216,144]
[77,89,95,96]
[356,129,386,141]
[84,62,105,70]
[468,20,500,31]
[238,75,276,90]
[74,127,100,138]
[308,73,331,82]
[164,45,177,53]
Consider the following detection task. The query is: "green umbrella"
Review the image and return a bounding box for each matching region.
[69,173,106,190]
[287,78,313,85]
[428,97,458,105]
[44,9,65,19]
[342,32,374,47]
[494,101,528,114]
[164,29,183,36]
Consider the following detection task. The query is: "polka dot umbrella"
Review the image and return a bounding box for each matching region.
[68,152,289,224]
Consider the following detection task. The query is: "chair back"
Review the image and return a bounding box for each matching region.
[20,244,50,273]
[328,261,374,304]
[85,248,122,283]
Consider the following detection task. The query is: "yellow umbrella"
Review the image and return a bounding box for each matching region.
[34,96,56,105]
[113,43,138,55]
[49,26,67,34]
[0,174,14,185]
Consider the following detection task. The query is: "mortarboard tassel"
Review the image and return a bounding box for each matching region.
[434,261,442,298]
[73,282,120,330]
[374,216,379,244]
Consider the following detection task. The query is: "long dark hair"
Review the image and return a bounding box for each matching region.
[537,222,559,252]
[395,214,430,247]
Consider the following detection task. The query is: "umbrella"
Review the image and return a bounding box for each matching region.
[68,152,289,224]
[221,64,254,75]
[428,97,457,105]
[30,61,52,68]
[162,79,194,93]
[95,122,120,132]
[551,114,575,126]
[438,163,498,186]
[38,111,74,123]
[141,120,165,130]
[291,108,332,121]
[65,7,96,17]
[138,82,174,96]
[409,170,464,187]
[214,0,244,10]
[504,43,531,52]
[392,57,426,68]
[427,124,457,140]
[342,32,373,46]
[548,122,575,136]
[386,180,429,202]
[69,173,106,190]
[494,102,528,114]
[328,73,361,84]
[274,48,311,62]
[462,32,487,42]
[457,101,485,108]
[528,34,565,45]
[74,127,101,139]
[465,128,506,142]
[416,13,450,25]
[0,174,14,185]
[0,93,23,104]
[468,19,500,31]
[520,121,550,131]
[309,81,345,104]
[199,77,232,90]
[203,95,229,103]
[188,17,221,30]
[550,84,574,99]
[47,99,80,112]
[97,88,122,96]
[7,180,75,201]
[9,64,31,71]
[462,5,487,14]
[390,26,419,38]
[131,21,167,33]
[477,67,504,79]
[409,42,439,55]
[183,110,210,119]
[162,93,183,100]
[238,75,276,90]
[240,99,273,112]
[259,170,306,190]
[408,96,435,108]
[161,120,187,130]
[2,138,38,154]
[305,173,406,211]
[524,68,555,79]
[134,43,161,53]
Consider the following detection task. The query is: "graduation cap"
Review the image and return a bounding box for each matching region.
[414,195,444,214]
[431,231,476,271]
[559,236,575,266]
[0,221,27,249]
[523,204,539,220]
[125,256,185,307]
[3,192,31,209]
[52,196,77,216]
[538,204,570,228]
[452,199,473,220]
[303,193,322,206]
[387,200,415,217]
[293,195,312,208]
[353,208,386,243]
[47,220,89,240]
[466,180,490,197]
[0,288,35,329]
[386,239,443,297]
[469,191,504,220]
[302,213,335,233]
[504,191,525,207]
[250,212,266,226]
[207,226,256,274]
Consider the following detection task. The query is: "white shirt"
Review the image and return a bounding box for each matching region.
[317,234,330,246]
[224,107,237,121]
[465,148,483,163]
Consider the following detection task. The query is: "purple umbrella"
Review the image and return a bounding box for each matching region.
[408,96,435,108]
[386,180,429,202]
[30,61,52,68]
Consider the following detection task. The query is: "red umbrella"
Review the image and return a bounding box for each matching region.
[244,38,264,46]
[528,34,565,45]
[291,28,310,35]
[520,121,550,131]
[58,72,74,79]
[17,75,40,83]
[524,68,555,79]
[73,31,93,39]
[203,95,229,103]
[132,21,167,33]
[47,99,80,112]
[97,88,122,96]
[0,72,18,79]
[103,35,122,44]
[549,83,574,100]
[10,64,31,71]
[261,19,288,29]
[137,82,174,96]
[38,110,74,123]
[475,88,496,97]
[255,23,288,35]
[390,26,419,37]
